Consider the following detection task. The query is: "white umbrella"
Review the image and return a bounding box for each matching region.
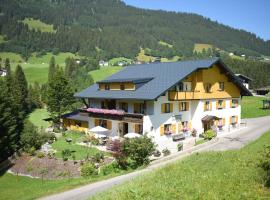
[124,133,142,139]
[89,126,108,133]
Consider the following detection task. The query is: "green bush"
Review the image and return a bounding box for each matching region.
[177,142,183,151]
[122,135,156,167]
[37,151,45,158]
[28,147,36,156]
[162,148,171,156]
[93,152,104,163]
[202,130,217,140]
[81,162,98,177]
[61,149,71,161]
[100,162,121,176]
[20,121,43,152]
[259,145,270,186]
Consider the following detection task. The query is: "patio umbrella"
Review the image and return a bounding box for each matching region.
[89,126,109,138]
[124,133,142,139]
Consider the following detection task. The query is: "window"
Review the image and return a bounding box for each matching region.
[217,100,224,109]
[119,102,128,112]
[204,101,211,111]
[75,121,82,127]
[231,99,238,108]
[165,103,171,113]
[134,103,145,114]
[179,102,189,111]
[135,124,143,134]
[170,86,177,91]
[164,124,172,134]
[178,82,184,91]
[219,82,225,91]
[120,84,125,90]
[204,83,212,93]
[231,116,237,124]
[105,84,110,90]
[99,120,108,128]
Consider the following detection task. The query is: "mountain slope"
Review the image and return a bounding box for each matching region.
[0,0,269,59]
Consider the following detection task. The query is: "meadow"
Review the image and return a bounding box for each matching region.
[241,96,270,119]
[91,131,270,200]
[89,66,123,82]
[21,18,56,33]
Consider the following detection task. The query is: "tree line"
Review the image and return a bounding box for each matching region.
[0,0,269,60]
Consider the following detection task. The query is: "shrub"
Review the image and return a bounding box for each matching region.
[259,145,270,186]
[90,137,99,145]
[162,148,171,156]
[81,162,98,177]
[48,150,55,159]
[28,147,36,156]
[122,135,156,167]
[21,121,43,152]
[40,132,56,144]
[93,152,104,163]
[37,151,45,158]
[153,150,161,157]
[100,162,121,176]
[177,142,183,151]
[202,130,216,140]
[61,149,71,161]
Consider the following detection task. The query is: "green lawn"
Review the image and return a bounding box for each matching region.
[0,169,130,200]
[89,66,123,82]
[91,132,270,200]
[28,109,50,130]
[21,18,56,33]
[52,131,102,160]
[158,40,173,48]
[241,96,270,119]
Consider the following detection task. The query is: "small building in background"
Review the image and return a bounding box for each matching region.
[255,87,270,96]
[235,74,252,90]
[99,60,109,67]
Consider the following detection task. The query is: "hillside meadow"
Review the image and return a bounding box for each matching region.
[91,131,270,200]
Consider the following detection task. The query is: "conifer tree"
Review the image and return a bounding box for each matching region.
[47,68,75,124]
[48,56,56,81]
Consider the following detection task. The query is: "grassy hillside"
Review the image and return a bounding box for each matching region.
[194,43,213,52]
[89,66,123,82]
[21,18,56,33]
[241,96,270,119]
[92,132,270,200]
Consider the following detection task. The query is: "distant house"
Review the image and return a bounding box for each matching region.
[0,69,7,77]
[235,74,252,90]
[99,60,109,67]
[255,87,270,96]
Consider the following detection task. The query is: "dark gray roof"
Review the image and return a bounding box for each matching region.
[235,74,253,81]
[75,58,251,100]
[62,111,89,122]
[97,77,153,84]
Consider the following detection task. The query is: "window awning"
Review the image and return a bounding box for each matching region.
[201,115,220,122]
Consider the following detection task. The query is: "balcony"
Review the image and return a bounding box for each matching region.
[79,108,143,123]
[169,91,197,100]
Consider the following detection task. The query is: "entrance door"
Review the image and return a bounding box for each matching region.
[118,122,129,137]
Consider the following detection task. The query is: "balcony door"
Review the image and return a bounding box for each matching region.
[118,122,129,137]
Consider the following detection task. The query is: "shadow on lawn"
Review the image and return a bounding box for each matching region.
[0,159,14,177]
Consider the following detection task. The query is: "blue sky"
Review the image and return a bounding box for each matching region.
[123,0,270,41]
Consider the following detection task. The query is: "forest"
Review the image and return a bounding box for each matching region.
[0,0,270,60]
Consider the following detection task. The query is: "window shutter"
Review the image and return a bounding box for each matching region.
[210,102,212,111]
[230,100,233,108]
[223,101,226,108]
[171,124,176,134]
[107,121,112,130]
[236,116,238,123]
[216,101,219,109]
[161,104,165,113]
[170,103,173,113]
[94,119,99,126]
[178,122,183,133]
[223,118,226,126]
[204,102,206,111]
[230,117,232,124]
[160,125,164,136]
[179,102,183,111]
[186,102,190,111]
[187,121,192,130]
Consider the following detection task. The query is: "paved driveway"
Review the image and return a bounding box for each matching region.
[39,116,270,200]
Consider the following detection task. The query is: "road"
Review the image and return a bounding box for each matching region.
[39,116,270,200]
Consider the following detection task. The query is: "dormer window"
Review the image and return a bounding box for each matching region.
[204,83,212,93]
[105,84,110,90]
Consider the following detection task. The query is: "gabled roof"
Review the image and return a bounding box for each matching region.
[75,58,252,100]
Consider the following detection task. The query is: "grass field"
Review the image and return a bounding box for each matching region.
[241,96,270,119]
[0,169,131,200]
[51,131,102,160]
[91,131,270,200]
[158,41,173,48]
[194,43,213,53]
[89,66,123,82]
[21,18,56,33]
[28,109,50,130]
